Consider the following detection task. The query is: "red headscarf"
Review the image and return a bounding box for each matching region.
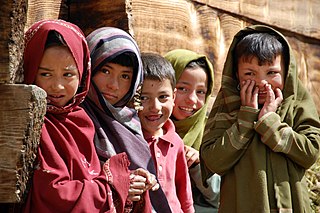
[23,19,131,213]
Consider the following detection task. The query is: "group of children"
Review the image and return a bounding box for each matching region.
[21,19,320,213]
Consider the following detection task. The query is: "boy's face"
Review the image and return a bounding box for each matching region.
[237,55,285,105]
[35,46,79,107]
[93,62,133,105]
[173,67,208,120]
[138,79,175,137]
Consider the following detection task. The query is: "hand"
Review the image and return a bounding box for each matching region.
[258,84,283,119]
[240,80,259,109]
[184,145,200,168]
[127,168,159,202]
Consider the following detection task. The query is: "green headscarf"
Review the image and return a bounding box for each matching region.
[164,49,214,150]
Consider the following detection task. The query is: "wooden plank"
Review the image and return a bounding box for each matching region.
[197,0,320,40]
[69,0,128,36]
[0,84,46,203]
[0,0,27,83]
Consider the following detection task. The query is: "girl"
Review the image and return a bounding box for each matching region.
[23,19,156,212]
[165,49,220,212]
[81,27,171,212]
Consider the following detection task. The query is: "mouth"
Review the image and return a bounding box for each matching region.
[47,94,64,103]
[179,106,195,114]
[146,114,162,121]
[101,92,118,100]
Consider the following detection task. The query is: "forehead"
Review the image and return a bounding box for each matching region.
[143,78,174,91]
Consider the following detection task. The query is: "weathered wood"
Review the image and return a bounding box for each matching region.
[68,0,129,36]
[0,84,46,203]
[197,0,320,40]
[0,0,27,83]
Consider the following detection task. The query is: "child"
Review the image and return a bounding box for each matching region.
[81,27,171,212]
[201,25,320,212]
[22,19,157,212]
[139,52,194,213]
[165,49,220,212]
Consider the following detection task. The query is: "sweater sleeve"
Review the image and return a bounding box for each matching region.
[201,106,259,176]
[254,110,320,169]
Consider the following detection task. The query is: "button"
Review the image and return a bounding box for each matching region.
[158,165,162,171]
[156,152,161,158]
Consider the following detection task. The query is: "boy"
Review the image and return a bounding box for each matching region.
[139,52,195,213]
[201,25,320,212]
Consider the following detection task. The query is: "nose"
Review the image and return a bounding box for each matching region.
[185,91,197,105]
[149,98,161,112]
[255,77,268,88]
[106,77,119,90]
[51,77,64,91]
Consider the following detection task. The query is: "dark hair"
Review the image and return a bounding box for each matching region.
[45,30,67,48]
[110,52,138,69]
[141,52,176,90]
[185,57,211,89]
[234,32,289,78]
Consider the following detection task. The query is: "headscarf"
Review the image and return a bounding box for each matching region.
[23,20,130,212]
[164,49,214,150]
[24,19,90,114]
[82,27,171,213]
[201,25,320,211]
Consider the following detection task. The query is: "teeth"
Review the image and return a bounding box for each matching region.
[180,106,193,112]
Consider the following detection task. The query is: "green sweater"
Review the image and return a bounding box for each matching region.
[201,25,320,212]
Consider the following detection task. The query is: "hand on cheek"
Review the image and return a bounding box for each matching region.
[240,80,259,109]
[258,85,283,119]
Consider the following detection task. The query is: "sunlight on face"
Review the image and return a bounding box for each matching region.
[172,67,208,120]
[35,46,79,107]
[139,79,175,137]
[237,55,285,105]
[93,62,133,105]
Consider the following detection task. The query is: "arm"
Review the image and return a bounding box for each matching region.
[28,129,131,212]
[254,103,320,169]
[201,105,259,175]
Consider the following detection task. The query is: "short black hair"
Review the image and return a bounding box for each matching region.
[141,52,176,90]
[234,32,289,77]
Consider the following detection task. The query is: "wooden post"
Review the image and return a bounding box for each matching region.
[0,0,46,207]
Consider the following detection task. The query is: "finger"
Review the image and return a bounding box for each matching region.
[252,86,259,107]
[246,80,256,104]
[129,187,144,195]
[266,84,275,103]
[240,80,249,105]
[127,194,141,202]
[274,88,283,106]
[151,183,160,191]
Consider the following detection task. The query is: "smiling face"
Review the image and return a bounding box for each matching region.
[138,79,175,137]
[237,55,285,105]
[92,62,133,105]
[35,46,79,107]
[172,67,208,120]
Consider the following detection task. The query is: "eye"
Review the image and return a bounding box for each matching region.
[176,87,188,92]
[39,72,51,77]
[140,95,148,102]
[244,71,254,76]
[197,89,207,95]
[159,94,169,101]
[101,67,110,74]
[268,70,278,75]
[121,74,131,80]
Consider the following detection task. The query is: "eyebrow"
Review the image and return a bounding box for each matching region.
[38,66,53,71]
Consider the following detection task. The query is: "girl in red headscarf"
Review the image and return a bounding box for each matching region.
[22,19,157,213]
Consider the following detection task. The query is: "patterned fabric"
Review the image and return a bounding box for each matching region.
[82,27,171,213]
[23,19,131,212]
[164,49,214,150]
[201,25,320,212]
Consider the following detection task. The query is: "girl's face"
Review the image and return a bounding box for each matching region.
[35,46,79,107]
[173,67,208,120]
[237,55,285,105]
[139,79,175,137]
[93,62,133,105]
